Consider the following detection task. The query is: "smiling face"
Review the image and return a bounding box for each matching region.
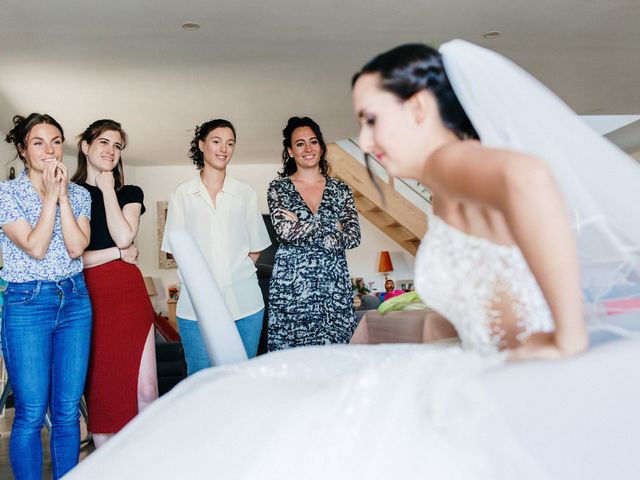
[385,279,395,292]
[199,127,236,171]
[20,123,64,172]
[287,126,323,172]
[83,129,124,175]
[352,73,441,180]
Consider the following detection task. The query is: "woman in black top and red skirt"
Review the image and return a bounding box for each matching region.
[71,119,158,447]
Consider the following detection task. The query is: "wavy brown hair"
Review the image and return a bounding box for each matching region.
[5,113,65,166]
[279,116,330,177]
[71,119,127,190]
[188,119,236,170]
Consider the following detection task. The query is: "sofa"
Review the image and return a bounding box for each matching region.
[154,314,187,396]
[155,340,187,396]
[356,294,381,322]
[256,214,279,355]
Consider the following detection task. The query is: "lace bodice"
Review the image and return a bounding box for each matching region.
[415,214,554,354]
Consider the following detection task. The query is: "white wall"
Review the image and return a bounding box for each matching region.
[1,138,21,180]
[127,163,415,314]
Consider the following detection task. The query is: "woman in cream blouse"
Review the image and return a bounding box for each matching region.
[161,119,270,375]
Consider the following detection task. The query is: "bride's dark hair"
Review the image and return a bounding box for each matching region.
[352,44,478,140]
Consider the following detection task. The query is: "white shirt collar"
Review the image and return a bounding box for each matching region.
[184,172,239,197]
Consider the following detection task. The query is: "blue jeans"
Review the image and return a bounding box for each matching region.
[177,309,264,376]
[1,273,92,480]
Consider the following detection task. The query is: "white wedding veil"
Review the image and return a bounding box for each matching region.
[440,40,640,320]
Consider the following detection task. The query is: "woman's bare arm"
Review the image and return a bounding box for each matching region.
[3,162,61,259]
[83,244,138,269]
[96,172,142,248]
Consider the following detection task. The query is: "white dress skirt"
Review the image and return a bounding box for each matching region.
[67,336,640,480]
[67,215,640,479]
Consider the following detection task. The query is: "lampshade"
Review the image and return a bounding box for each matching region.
[378,251,393,274]
[143,276,157,296]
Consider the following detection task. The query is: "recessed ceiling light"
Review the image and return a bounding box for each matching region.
[483,31,501,39]
[182,22,200,31]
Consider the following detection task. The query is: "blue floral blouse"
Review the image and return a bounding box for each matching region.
[0,169,91,283]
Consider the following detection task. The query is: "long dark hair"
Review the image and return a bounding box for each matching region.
[279,116,330,177]
[188,119,236,170]
[72,119,127,190]
[5,113,65,166]
[352,44,478,140]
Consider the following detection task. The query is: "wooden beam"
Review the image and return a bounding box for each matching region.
[327,143,428,239]
[354,196,377,213]
[388,176,395,188]
[358,210,420,255]
[386,225,418,242]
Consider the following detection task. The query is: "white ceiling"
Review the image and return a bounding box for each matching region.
[1,0,639,166]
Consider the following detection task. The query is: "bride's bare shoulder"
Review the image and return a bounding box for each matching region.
[425,140,551,202]
[430,140,536,169]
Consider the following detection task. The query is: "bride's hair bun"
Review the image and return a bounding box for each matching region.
[353,44,478,140]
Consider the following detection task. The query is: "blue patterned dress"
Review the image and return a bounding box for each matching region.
[267,176,361,351]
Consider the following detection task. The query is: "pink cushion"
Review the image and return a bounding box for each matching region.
[603,298,640,315]
[380,290,405,302]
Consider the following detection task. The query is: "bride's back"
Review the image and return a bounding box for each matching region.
[416,200,555,353]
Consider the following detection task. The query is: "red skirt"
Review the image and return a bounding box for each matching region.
[83,260,155,433]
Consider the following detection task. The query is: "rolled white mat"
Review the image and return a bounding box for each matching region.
[168,230,248,366]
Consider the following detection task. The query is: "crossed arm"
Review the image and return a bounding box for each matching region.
[83,174,142,269]
[83,202,142,269]
[268,185,361,250]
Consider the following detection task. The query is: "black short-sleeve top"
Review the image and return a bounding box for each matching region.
[81,183,146,251]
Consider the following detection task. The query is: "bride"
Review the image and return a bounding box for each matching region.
[67,41,640,479]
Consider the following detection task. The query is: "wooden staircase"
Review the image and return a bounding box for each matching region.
[326,143,427,255]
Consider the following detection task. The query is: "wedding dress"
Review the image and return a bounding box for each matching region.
[68,214,560,480]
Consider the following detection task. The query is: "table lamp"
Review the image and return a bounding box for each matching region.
[378,251,394,280]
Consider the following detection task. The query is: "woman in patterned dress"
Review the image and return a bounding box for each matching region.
[267,116,361,351]
[71,119,158,447]
[1,113,92,479]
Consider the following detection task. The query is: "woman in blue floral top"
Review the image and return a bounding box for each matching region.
[267,117,361,351]
[0,113,92,479]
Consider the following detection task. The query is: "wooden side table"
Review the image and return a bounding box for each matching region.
[167,299,178,329]
[350,310,458,344]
